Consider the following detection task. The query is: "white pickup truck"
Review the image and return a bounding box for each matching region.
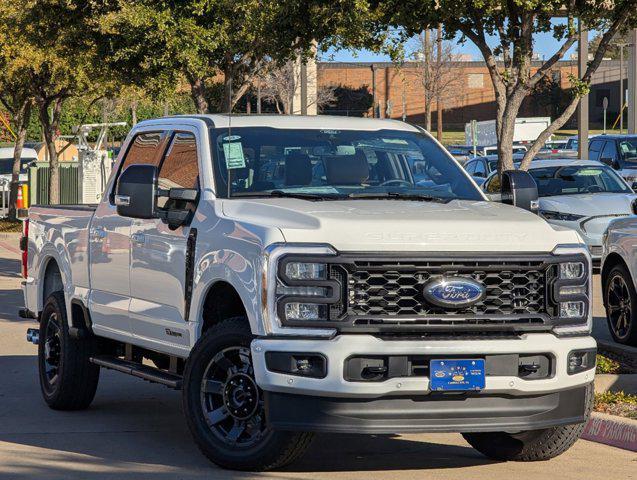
[21,115,596,471]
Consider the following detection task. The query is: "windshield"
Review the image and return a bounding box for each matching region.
[529,165,631,197]
[619,138,637,164]
[212,128,483,201]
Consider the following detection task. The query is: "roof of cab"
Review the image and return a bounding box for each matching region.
[138,114,421,132]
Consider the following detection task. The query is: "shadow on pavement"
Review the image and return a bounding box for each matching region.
[0,257,20,278]
[0,355,495,479]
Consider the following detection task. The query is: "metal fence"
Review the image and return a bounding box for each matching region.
[0,180,8,218]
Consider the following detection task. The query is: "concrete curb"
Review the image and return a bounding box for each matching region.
[594,374,637,395]
[582,412,637,452]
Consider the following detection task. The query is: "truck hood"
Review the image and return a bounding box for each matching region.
[221,198,580,252]
[539,193,637,217]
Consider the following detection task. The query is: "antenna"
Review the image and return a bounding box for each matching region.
[227,108,232,199]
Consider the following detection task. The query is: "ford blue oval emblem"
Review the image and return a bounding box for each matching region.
[423,277,486,309]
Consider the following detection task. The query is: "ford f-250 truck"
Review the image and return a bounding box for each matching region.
[21,115,596,471]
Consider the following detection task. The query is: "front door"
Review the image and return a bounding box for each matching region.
[129,131,201,349]
[89,130,168,340]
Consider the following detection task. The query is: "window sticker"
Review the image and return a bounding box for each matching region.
[336,145,356,155]
[574,169,602,176]
[382,138,409,145]
[223,142,246,169]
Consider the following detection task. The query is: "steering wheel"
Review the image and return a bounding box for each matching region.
[379,179,412,187]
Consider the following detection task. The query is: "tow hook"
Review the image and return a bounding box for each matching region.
[26,328,39,345]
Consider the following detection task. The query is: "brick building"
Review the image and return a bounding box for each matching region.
[317,60,626,130]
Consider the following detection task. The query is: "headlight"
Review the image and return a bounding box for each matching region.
[560,261,584,279]
[551,246,592,336]
[540,210,585,221]
[285,262,327,280]
[261,244,344,337]
[277,256,344,324]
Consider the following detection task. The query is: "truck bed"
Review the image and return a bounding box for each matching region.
[27,204,97,304]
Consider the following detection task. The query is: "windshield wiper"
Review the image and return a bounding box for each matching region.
[346,192,450,203]
[231,190,339,201]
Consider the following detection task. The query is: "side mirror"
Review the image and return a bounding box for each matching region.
[474,171,485,178]
[115,164,158,219]
[501,170,539,213]
[631,182,637,193]
[600,157,614,167]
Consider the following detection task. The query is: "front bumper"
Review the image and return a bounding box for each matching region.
[252,333,596,398]
[265,384,592,434]
[254,333,595,434]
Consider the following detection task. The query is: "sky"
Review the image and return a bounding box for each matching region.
[322,20,588,63]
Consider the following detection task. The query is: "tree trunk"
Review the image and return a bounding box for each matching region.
[38,97,63,205]
[222,68,234,113]
[189,77,209,114]
[7,102,31,220]
[424,101,432,132]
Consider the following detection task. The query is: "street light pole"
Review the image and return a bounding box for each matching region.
[618,42,630,134]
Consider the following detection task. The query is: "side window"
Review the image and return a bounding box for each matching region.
[601,141,618,162]
[157,132,200,209]
[112,131,167,201]
[588,140,602,161]
[474,161,487,177]
[465,161,476,175]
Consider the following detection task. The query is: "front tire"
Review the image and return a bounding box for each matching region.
[462,384,593,461]
[38,291,100,410]
[182,317,313,471]
[603,263,637,346]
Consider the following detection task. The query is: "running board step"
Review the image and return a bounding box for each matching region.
[90,355,182,390]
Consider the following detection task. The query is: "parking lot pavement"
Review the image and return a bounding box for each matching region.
[0,236,635,480]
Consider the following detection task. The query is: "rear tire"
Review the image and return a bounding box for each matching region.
[603,263,637,346]
[182,317,313,471]
[38,291,100,410]
[462,384,593,461]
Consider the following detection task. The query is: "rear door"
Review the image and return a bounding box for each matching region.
[129,129,201,349]
[89,130,168,339]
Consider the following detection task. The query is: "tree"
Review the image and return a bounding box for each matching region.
[408,29,462,132]
[1,0,111,204]
[101,0,382,114]
[377,0,637,171]
[0,73,33,220]
[259,60,337,114]
[590,31,633,60]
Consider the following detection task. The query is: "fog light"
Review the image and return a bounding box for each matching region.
[265,352,327,378]
[285,262,327,280]
[560,262,584,279]
[284,302,327,321]
[567,348,596,375]
[560,301,585,318]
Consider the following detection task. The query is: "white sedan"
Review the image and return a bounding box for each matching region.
[483,159,637,265]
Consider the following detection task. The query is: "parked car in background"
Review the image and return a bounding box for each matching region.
[0,147,38,184]
[565,135,597,151]
[601,218,637,345]
[588,135,637,184]
[483,159,637,265]
[446,145,475,164]
[464,153,524,185]
[543,139,568,150]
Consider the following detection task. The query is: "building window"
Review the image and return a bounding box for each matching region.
[467,73,484,89]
